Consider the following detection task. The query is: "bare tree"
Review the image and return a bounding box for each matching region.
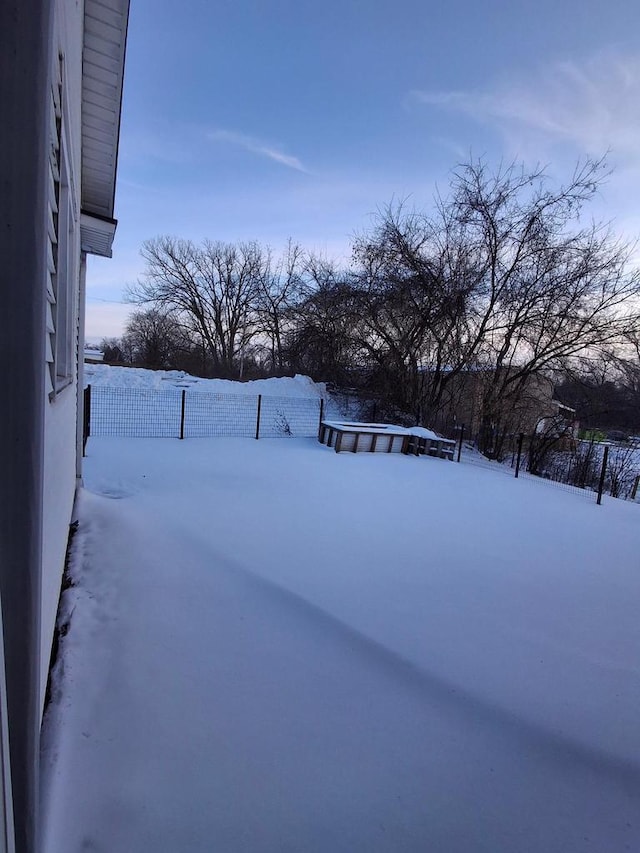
[448,159,640,451]
[254,240,307,373]
[352,201,483,420]
[284,256,358,383]
[121,307,188,370]
[128,237,266,378]
[100,337,126,364]
[605,443,639,498]
[350,158,640,453]
[555,334,640,436]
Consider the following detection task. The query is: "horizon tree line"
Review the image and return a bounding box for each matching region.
[102,157,640,450]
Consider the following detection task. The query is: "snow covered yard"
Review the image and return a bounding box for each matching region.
[41,436,640,852]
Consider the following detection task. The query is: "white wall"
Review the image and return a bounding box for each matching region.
[41,390,78,710]
[39,0,85,715]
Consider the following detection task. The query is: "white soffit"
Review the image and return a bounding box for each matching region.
[81,0,130,221]
[80,211,117,257]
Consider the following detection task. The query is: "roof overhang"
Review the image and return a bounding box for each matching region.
[81,0,130,250]
[80,211,117,257]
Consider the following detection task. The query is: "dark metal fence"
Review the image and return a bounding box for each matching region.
[85,385,324,442]
[446,423,640,504]
[83,388,639,505]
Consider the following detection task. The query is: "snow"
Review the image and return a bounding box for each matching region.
[83,363,329,399]
[82,347,103,362]
[41,437,640,852]
[322,421,448,442]
[85,365,356,439]
[323,420,397,433]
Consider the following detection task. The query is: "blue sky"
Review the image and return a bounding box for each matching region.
[86,0,640,340]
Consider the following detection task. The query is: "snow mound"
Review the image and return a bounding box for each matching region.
[83,364,328,399]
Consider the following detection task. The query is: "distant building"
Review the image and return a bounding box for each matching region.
[536,400,580,438]
[427,367,578,458]
[0,2,129,850]
[432,368,558,434]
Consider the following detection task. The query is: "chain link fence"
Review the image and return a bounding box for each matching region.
[445,425,640,504]
[84,387,639,505]
[85,385,325,442]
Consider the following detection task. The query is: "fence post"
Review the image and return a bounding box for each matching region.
[255,394,262,440]
[318,398,324,440]
[83,384,91,455]
[514,433,524,478]
[596,444,609,505]
[179,389,186,439]
[457,423,464,463]
[632,474,640,501]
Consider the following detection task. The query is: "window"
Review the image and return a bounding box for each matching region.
[46,54,77,397]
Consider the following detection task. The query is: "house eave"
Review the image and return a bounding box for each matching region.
[80,211,117,257]
[81,0,130,221]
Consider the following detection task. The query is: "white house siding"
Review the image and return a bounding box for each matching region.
[40,390,77,711]
[1,0,127,846]
[39,0,85,715]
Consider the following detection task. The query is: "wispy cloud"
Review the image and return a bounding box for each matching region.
[409,50,640,162]
[208,129,309,173]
